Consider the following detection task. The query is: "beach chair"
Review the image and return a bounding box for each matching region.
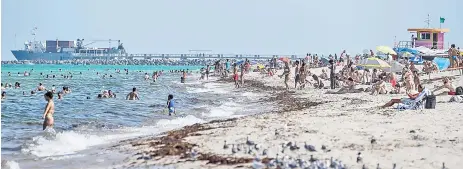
[397,88,430,111]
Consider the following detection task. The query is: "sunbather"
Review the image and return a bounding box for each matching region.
[319,69,328,80]
[432,77,456,95]
[370,76,387,95]
[381,84,428,108]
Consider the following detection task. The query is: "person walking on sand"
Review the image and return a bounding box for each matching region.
[233,64,239,88]
[42,91,55,130]
[126,87,140,100]
[279,62,291,90]
[294,61,300,89]
[240,64,245,86]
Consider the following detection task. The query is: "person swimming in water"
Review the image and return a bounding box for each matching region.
[1,91,6,99]
[126,87,140,100]
[37,83,46,91]
[42,91,55,130]
[167,94,176,116]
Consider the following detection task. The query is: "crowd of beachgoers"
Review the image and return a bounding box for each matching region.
[112,53,462,169]
[2,50,463,169]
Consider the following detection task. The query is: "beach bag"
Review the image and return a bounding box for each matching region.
[456,86,463,95]
[449,95,463,103]
[425,95,436,109]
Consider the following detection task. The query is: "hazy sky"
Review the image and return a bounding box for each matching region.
[2,0,461,60]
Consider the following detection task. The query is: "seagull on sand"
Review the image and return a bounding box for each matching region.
[262,149,268,156]
[356,152,363,163]
[231,144,237,154]
[223,140,229,149]
[246,136,255,146]
[289,142,299,151]
[304,142,316,152]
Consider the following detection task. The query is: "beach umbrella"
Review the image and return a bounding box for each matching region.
[235,60,245,65]
[382,61,405,73]
[278,57,290,63]
[433,57,450,71]
[253,64,265,70]
[359,57,391,68]
[376,46,397,55]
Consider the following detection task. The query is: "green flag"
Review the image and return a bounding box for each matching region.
[440,17,445,23]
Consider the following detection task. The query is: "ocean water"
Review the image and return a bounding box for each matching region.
[0,64,273,169]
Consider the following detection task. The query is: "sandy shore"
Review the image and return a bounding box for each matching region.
[114,67,463,169]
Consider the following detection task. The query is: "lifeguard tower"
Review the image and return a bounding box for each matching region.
[396,15,449,50]
[406,28,449,49]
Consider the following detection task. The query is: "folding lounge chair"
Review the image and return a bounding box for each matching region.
[397,88,430,110]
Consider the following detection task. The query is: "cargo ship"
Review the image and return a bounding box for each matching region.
[11,27,127,61]
[10,27,301,60]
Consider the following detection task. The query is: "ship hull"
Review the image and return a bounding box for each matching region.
[11,50,74,60]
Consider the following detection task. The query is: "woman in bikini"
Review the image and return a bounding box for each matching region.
[42,91,55,130]
[233,64,239,88]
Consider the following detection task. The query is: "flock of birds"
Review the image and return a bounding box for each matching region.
[188,134,450,169]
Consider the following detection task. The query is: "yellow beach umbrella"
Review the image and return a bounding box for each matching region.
[360,57,391,68]
[376,46,397,55]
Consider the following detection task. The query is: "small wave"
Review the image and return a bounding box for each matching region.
[205,102,240,117]
[186,83,230,94]
[1,160,21,169]
[155,115,204,128]
[20,115,204,158]
[21,131,105,157]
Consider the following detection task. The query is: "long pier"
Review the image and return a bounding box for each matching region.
[70,53,302,60]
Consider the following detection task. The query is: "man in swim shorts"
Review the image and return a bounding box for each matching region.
[167,94,176,116]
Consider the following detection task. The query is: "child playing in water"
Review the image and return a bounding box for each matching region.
[42,91,55,130]
[167,94,176,116]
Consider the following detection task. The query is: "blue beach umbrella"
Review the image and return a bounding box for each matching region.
[433,57,450,71]
[235,60,245,65]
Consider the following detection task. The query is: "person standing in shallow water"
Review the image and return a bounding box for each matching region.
[167,94,176,116]
[42,91,55,130]
[206,65,210,80]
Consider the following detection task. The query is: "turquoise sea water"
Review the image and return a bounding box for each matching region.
[1,64,271,169]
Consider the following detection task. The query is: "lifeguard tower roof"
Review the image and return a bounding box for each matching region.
[407,28,450,33]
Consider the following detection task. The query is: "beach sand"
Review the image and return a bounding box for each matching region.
[114,67,463,169]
